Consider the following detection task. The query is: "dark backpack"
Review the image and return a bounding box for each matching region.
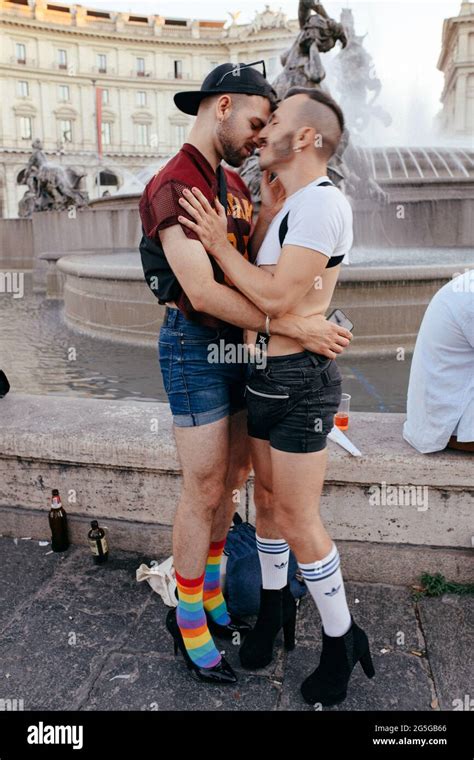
[223,513,307,616]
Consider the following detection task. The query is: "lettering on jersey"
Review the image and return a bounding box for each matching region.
[223,233,250,287]
[226,192,253,223]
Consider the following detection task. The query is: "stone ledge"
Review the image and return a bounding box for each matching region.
[0,393,472,487]
[0,394,472,556]
[0,506,471,586]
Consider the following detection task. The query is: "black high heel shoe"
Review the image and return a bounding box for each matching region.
[206,611,252,640]
[300,615,375,706]
[239,584,297,669]
[165,608,237,684]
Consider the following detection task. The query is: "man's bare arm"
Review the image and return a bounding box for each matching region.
[160,224,351,357]
[161,224,268,332]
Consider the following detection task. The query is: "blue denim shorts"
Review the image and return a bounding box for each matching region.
[158,308,248,427]
[245,351,343,453]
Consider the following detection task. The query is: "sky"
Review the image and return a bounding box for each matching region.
[79,0,466,145]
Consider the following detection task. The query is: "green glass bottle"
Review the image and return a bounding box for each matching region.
[48,489,70,552]
[88,520,109,564]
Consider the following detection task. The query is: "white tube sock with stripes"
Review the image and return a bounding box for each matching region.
[256,534,290,590]
[298,542,352,637]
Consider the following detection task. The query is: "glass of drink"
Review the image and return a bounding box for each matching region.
[335,393,351,431]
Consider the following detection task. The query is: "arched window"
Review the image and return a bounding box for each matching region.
[96,170,119,190]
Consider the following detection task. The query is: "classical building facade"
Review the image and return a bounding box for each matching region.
[437,1,474,137]
[0,0,297,217]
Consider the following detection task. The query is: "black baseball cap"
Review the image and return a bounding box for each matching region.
[174,61,278,116]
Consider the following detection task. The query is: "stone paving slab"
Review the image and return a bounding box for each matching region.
[83,652,281,712]
[0,536,66,632]
[418,595,474,711]
[279,647,433,711]
[0,537,470,712]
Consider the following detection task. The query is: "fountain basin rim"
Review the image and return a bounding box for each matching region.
[340,262,472,282]
[89,193,140,207]
[40,248,136,263]
[56,252,473,284]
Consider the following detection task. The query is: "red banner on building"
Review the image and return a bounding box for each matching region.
[95,86,103,159]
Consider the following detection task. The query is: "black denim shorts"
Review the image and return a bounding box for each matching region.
[245,351,343,453]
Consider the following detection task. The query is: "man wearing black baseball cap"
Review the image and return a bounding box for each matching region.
[174,61,279,116]
[139,61,352,685]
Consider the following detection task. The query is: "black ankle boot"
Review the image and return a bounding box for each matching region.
[300,615,375,706]
[239,584,297,669]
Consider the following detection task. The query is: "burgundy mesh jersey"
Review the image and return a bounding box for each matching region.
[139,142,254,329]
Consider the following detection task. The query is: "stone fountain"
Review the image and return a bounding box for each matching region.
[39,2,473,354]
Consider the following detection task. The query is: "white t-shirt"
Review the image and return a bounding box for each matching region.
[256,176,353,267]
[403,270,474,453]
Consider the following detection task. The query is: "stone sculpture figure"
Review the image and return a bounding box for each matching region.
[273,1,347,98]
[239,1,387,208]
[332,8,392,133]
[249,4,292,33]
[18,139,89,217]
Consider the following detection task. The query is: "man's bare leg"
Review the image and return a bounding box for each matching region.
[204,410,252,622]
[237,437,292,670]
[172,411,252,659]
[250,438,280,538]
[271,447,351,637]
[170,416,233,668]
[210,409,252,542]
[271,447,332,560]
[173,416,230,578]
[250,437,291,590]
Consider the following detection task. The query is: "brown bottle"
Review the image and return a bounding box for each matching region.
[88,520,109,564]
[48,489,69,552]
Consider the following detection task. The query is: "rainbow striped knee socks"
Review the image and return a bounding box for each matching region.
[175,570,222,668]
[203,539,231,626]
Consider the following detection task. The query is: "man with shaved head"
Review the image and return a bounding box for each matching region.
[178,85,375,706]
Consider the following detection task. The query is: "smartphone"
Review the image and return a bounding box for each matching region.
[327,308,354,332]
